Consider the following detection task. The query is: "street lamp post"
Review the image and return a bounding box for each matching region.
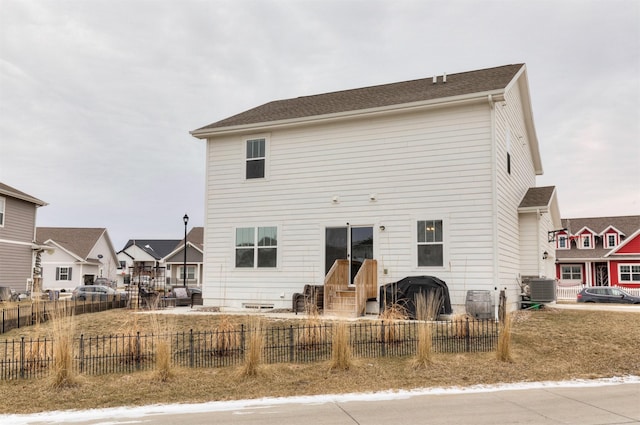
[183,214,189,287]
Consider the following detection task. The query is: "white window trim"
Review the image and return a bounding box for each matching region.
[242,134,270,181]
[178,265,196,280]
[560,264,582,281]
[56,266,72,281]
[618,264,640,283]
[579,234,593,249]
[604,233,618,249]
[414,218,448,270]
[0,196,5,227]
[557,235,569,250]
[234,225,279,269]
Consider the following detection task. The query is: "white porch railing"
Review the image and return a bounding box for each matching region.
[556,285,640,301]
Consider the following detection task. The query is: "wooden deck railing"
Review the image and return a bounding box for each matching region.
[324,259,377,316]
[355,259,377,316]
[323,260,349,313]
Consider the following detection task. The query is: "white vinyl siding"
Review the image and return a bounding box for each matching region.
[204,103,496,308]
[202,78,541,310]
[495,81,539,303]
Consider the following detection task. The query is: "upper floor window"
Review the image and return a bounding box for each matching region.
[605,234,617,249]
[417,220,444,267]
[557,235,568,249]
[0,197,5,226]
[580,234,593,249]
[619,264,640,283]
[235,226,278,268]
[246,138,266,179]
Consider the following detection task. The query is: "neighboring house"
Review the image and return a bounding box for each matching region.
[554,216,640,288]
[117,239,180,289]
[190,63,561,314]
[0,182,48,293]
[162,227,204,287]
[36,227,120,291]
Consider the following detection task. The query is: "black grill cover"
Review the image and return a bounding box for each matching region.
[379,276,452,319]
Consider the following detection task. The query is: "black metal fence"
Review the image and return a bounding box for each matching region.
[0,298,129,335]
[0,318,498,380]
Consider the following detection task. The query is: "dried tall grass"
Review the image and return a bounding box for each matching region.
[240,318,264,377]
[497,312,513,362]
[118,309,143,363]
[150,314,175,382]
[215,315,240,356]
[412,293,435,368]
[50,306,76,388]
[297,303,327,348]
[329,322,352,370]
[378,303,408,343]
[449,313,475,338]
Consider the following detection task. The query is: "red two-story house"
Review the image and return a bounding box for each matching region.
[554,216,640,288]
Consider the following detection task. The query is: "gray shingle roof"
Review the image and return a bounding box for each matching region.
[519,186,556,209]
[555,215,640,260]
[0,182,47,206]
[122,240,181,260]
[37,227,106,260]
[561,216,640,237]
[195,64,524,132]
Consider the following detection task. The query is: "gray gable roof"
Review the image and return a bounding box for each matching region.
[0,182,47,206]
[561,216,640,237]
[122,239,181,260]
[519,186,556,209]
[37,227,106,259]
[178,227,204,250]
[194,64,524,132]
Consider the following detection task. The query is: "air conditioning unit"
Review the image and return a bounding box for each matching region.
[529,279,557,303]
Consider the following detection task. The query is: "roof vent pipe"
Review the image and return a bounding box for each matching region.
[432,76,437,84]
[443,73,447,83]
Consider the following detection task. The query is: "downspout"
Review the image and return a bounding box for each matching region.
[536,208,541,277]
[488,94,500,319]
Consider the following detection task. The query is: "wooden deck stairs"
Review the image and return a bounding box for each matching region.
[324,259,377,317]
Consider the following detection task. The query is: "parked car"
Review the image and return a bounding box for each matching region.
[71,285,128,301]
[93,278,116,289]
[577,287,640,304]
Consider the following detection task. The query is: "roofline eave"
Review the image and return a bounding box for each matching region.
[190,89,507,139]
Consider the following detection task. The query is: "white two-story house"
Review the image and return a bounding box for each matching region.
[191,63,561,314]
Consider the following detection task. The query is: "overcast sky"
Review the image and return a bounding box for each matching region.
[1,0,638,250]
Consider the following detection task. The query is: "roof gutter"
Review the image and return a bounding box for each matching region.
[191,90,507,139]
